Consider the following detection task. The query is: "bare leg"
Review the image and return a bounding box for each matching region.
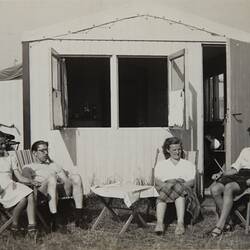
[12,198,27,226]
[156,201,167,224]
[215,182,240,229]
[175,197,185,224]
[174,197,185,235]
[155,201,166,233]
[26,193,36,225]
[210,182,225,213]
[39,175,58,213]
[70,174,83,209]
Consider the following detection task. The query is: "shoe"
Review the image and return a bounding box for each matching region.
[10,224,19,238]
[154,223,165,235]
[27,224,38,242]
[209,226,223,237]
[175,223,185,235]
[75,219,88,229]
[223,223,234,232]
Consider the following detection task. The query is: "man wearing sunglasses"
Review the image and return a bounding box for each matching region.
[22,140,84,231]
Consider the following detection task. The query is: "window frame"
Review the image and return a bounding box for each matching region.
[50,50,189,130]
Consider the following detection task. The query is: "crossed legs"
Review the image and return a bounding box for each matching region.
[210,182,241,232]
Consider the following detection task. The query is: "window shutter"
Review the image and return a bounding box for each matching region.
[51,49,68,129]
[168,49,188,129]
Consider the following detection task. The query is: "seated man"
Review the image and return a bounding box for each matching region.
[154,137,200,235]
[210,136,250,237]
[23,140,84,230]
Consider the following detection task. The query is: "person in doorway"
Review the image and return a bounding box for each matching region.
[154,137,200,235]
[0,137,37,236]
[210,128,250,237]
[22,140,85,231]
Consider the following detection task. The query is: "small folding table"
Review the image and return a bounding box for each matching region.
[91,183,159,235]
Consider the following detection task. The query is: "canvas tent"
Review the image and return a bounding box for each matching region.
[0,64,22,81]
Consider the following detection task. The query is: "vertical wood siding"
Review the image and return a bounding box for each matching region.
[29,39,207,193]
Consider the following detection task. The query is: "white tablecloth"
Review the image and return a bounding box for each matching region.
[91,183,159,207]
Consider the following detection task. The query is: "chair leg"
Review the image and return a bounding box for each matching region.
[245,201,250,234]
[0,217,13,234]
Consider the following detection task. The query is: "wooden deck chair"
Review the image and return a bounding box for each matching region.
[10,150,50,231]
[148,148,200,224]
[233,188,250,234]
[13,150,74,222]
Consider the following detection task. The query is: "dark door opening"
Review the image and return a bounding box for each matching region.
[203,45,226,189]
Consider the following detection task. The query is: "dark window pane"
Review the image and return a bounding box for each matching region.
[118,57,168,127]
[65,57,110,127]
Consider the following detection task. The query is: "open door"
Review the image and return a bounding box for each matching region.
[225,39,250,167]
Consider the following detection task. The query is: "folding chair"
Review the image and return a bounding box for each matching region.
[0,204,13,234]
[233,188,250,234]
[148,148,200,224]
[12,150,74,228]
[10,150,51,231]
[151,149,200,192]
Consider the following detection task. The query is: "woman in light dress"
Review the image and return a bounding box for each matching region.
[0,137,37,235]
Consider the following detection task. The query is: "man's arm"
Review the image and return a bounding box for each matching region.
[13,169,35,185]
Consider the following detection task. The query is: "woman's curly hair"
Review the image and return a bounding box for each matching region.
[162,137,184,159]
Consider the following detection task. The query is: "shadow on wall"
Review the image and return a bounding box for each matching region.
[60,129,77,165]
[169,81,197,151]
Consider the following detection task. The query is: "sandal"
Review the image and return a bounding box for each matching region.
[223,224,234,232]
[210,226,223,237]
[10,224,19,238]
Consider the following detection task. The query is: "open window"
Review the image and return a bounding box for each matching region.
[168,49,188,129]
[51,51,111,128]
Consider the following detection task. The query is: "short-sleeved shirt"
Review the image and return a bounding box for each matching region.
[155,158,196,182]
[231,147,250,172]
[24,162,64,183]
[0,155,18,189]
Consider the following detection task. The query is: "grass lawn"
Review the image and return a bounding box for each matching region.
[1,196,250,250]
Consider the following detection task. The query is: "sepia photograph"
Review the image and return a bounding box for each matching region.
[0,0,250,249]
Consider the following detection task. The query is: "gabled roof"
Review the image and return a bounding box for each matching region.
[22,0,250,43]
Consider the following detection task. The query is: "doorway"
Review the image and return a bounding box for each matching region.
[203,45,226,188]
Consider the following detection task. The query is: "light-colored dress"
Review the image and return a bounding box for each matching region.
[0,155,32,208]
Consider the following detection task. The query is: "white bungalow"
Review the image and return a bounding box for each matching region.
[20,1,250,194]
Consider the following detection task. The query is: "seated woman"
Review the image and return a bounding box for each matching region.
[210,143,250,237]
[0,137,37,236]
[154,137,199,235]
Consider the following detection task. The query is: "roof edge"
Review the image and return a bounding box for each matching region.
[22,0,250,43]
